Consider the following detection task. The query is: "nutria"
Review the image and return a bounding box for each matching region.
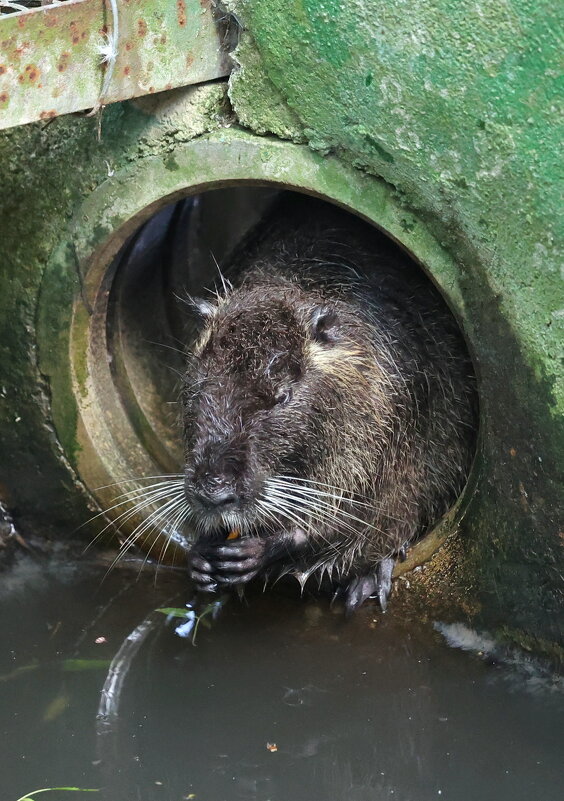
[183,195,477,612]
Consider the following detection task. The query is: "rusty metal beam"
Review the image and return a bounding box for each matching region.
[0,0,234,130]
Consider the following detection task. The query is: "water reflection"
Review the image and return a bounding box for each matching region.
[0,555,562,801]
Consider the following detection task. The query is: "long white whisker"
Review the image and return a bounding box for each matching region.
[274,474,377,500]
[157,503,192,569]
[258,495,339,552]
[119,496,187,556]
[256,499,287,534]
[94,474,184,491]
[268,476,400,518]
[268,479,373,510]
[85,487,185,551]
[267,479,395,532]
[265,485,381,534]
[275,475,416,513]
[81,482,185,536]
[110,479,185,502]
[139,499,191,579]
[107,496,187,575]
[257,498,313,536]
[264,486,388,547]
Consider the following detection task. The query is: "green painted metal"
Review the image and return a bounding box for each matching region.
[0,0,234,129]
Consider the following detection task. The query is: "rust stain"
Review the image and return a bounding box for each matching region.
[69,21,82,45]
[39,110,57,119]
[21,64,40,84]
[186,52,194,68]
[17,17,26,29]
[165,83,173,90]
[123,66,131,76]
[177,0,187,27]
[0,92,9,106]
[0,65,6,76]
[125,41,133,51]
[57,52,71,73]
[137,19,148,37]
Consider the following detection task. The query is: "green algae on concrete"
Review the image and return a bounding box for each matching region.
[0,83,233,536]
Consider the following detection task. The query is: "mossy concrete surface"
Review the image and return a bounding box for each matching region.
[226,0,563,648]
[0,0,562,652]
[0,83,232,536]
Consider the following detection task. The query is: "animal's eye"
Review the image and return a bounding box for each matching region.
[274,388,293,406]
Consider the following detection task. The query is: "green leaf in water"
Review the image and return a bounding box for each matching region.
[156,607,193,618]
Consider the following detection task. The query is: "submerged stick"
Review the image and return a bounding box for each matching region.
[97,612,160,728]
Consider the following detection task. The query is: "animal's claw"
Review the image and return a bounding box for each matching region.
[397,543,408,562]
[344,557,396,614]
[344,574,379,615]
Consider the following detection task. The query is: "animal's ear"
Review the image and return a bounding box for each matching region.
[180,295,217,321]
[310,305,339,343]
[193,298,216,319]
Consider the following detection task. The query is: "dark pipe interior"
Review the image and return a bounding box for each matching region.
[107,186,477,492]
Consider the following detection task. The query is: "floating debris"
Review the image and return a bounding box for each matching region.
[156,596,228,645]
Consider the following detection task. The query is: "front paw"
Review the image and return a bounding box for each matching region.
[188,544,219,593]
[189,537,268,590]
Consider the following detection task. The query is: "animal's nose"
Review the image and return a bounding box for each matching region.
[194,485,238,510]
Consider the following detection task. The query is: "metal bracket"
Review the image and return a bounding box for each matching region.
[0,0,235,130]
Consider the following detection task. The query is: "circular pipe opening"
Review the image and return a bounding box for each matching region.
[73,184,478,571]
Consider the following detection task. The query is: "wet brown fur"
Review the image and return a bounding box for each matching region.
[183,194,477,600]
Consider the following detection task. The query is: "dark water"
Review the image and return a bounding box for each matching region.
[1,556,562,801]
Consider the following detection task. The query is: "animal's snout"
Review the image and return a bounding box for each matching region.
[187,460,242,513]
[193,481,238,511]
[185,432,250,517]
